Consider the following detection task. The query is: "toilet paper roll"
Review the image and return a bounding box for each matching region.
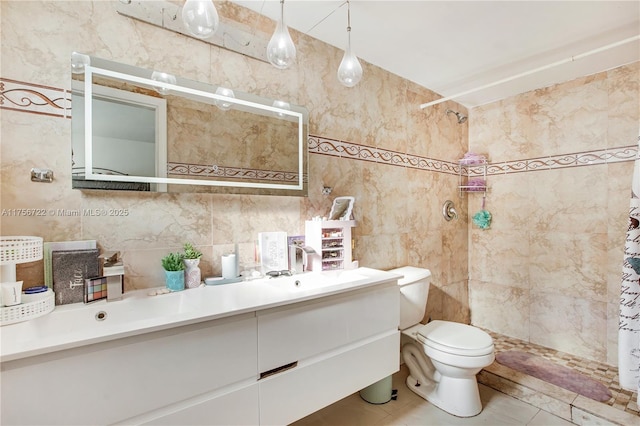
[222,254,237,279]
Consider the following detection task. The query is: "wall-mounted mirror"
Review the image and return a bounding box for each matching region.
[71,53,309,196]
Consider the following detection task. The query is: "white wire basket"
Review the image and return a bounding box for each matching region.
[0,236,43,264]
[1,289,55,326]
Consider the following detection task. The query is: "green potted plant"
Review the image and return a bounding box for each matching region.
[182,243,203,288]
[161,251,185,291]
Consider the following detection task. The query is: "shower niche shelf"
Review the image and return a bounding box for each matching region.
[458,157,488,196]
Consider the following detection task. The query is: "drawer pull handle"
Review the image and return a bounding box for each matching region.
[259,361,298,380]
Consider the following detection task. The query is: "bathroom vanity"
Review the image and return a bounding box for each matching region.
[0,268,400,425]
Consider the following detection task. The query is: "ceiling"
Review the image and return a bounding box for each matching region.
[230,0,640,109]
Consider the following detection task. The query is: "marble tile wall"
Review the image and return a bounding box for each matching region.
[469,61,640,365]
[3,2,635,366]
[0,1,470,325]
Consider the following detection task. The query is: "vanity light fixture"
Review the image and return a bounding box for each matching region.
[337,0,362,87]
[151,71,177,95]
[181,0,220,39]
[267,0,296,69]
[214,86,235,111]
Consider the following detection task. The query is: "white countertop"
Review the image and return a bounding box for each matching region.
[0,267,401,362]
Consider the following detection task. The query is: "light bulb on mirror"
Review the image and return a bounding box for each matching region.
[267,0,296,69]
[181,0,219,39]
[71,52,90,74]
[215,87,235,111]
[272,100,290,118]
[151,71,177,95]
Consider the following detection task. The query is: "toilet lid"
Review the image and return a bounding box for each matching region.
[417,320,494,356]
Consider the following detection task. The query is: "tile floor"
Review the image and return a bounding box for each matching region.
[479,331,639,425]
[486,331,639,418]
[293,332,640,426]
[293,364,573,426]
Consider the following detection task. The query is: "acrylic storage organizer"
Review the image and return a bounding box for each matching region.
[305,220,356,271]
[0,236,43,281]
[1,288,55,326]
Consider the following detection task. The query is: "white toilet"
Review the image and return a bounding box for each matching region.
[390,266,495,418]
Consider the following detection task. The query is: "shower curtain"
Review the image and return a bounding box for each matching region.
[619,135,640,404]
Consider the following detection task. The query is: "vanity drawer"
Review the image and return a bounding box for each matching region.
[1,314,258,425]
[257,284,398,373]
[141,383,260,426]
[259,330,399,425]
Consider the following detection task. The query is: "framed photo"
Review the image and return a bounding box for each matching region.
[329,196,355,220]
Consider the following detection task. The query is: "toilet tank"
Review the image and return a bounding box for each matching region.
[389,266,431,330]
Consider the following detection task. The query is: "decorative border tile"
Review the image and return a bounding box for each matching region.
[308,135,460,174]
[167,162,305,184]
[309,134,637,178]
[1,78,636,178]
[481,146,638,176]
[0,78,71,118]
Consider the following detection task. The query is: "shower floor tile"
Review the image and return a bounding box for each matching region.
[483,330,639,422]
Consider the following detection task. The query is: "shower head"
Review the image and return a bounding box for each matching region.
[446,109,467,124]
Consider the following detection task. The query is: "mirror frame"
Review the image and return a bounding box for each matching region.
[74,55,308,195]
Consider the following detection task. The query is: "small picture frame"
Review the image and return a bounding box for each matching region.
[329,196,355,220]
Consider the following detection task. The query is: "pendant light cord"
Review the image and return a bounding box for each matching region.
[307,1,347,34]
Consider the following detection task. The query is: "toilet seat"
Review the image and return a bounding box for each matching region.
[416,320,493,356]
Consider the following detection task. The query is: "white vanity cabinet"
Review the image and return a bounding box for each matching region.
[257,284,400,425]
[0,314,259,426]
[1,269,400,425]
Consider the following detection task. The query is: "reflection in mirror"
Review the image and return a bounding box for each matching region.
[72,83,167,191]
[71,54,308,196]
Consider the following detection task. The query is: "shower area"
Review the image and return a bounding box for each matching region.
[463,62,639,422]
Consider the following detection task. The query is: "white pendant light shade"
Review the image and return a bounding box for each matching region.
[267,0,296,69]
[337,32,363,87]
[337,1,362,87]
[181,0,219,39]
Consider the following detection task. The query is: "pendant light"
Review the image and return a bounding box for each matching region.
[337,0,362,87]
[181,0,219,39]
[267,0,296,69]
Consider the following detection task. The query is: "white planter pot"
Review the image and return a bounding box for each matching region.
[183,258,202,288]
